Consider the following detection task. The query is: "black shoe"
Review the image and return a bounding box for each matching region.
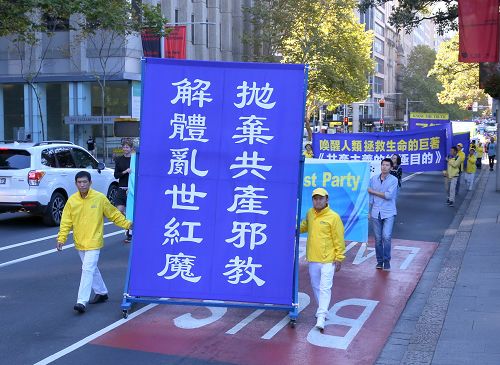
[383,262,391,271]
[448,202,454,207]
[376,263,383,269]
[89,293,109,304]
[446,199,450,204]
[124,233,132,243]
[74,303,86,313]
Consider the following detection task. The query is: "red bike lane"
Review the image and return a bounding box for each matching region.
[83,238,436,365]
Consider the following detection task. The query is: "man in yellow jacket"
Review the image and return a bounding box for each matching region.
[446,146,461,207]
[464,147,477,190]
[300,187,345,331]
[57,171,132,313]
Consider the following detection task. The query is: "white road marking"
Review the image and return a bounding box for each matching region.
[402,172,422,182]
[0,222,114,252]
[33,304,157,365]
[0,230,125,269]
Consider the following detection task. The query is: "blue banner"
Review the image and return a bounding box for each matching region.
[128,59,305,305]
[409,112,449,129]
[301,160,370,243]
[312,126,448,173]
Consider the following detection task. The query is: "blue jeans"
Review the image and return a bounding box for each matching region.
[372,214,395,264]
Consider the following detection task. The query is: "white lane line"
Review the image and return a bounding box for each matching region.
[402,172,422,182]
[0,222,114,252]
[0,230,124,269]
[34,304,157,365]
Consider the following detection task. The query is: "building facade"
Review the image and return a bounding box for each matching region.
[0,0,252,158]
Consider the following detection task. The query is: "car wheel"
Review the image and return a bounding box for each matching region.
[107,184,119,205]
[43,192,67,226]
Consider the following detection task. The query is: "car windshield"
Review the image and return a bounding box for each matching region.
[0,149,31,169]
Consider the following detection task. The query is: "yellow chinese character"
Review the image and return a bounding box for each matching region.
[397,140,407,152]
[352,140,362,152]
[341,140,351,151]
[364,140,375,152]
[319,140,330,151]
[419,138,430,150]
[375,140,385,152]
[386,140,396,152]
[408,139,419,151]
[416,123,429,128]
[330,140,340,152]
[430,137,440,149]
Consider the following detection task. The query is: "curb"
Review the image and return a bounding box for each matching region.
[376,168,488,365]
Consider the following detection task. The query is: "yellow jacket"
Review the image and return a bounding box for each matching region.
[447,155,461,178]
[57,189,132,250]
[303,150,314,158]
[476,146,484,158]
[465,155,477,174]
[300,206,345,263]
[457,150,465,172]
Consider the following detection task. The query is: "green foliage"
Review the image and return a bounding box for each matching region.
[359,0,458,35]
[429,34,487,110]
[245,0,374,112]
[401,45,467,120]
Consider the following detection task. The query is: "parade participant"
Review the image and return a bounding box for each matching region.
[390,154,403,191]
[456,143,466,194]
[464,148,477,191]
[303,141,314,158]
[476,142,484,169]
[488,138,497,171]
[114,138,134,243]
[300,188,345,331]
[56,171,132,313]
[445,147,461,207]
[368,158,398,271]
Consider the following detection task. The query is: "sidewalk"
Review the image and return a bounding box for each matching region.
[378,167,500,365]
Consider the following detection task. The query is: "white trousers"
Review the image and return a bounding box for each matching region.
[308,262,335,318]
[77,250,108,305]
[464,172,475,190]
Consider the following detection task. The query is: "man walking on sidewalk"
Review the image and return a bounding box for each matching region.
[488,138,496,171]
[368,158,398,271]
[300,188,345,331]
[445,146,461,207]
[56,171,132,314]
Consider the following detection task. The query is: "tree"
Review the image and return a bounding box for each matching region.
[429,34,488,111]
[245,0,374,139]
[401,45,468,120]
[0,0,78,140]
[359,0,458,35]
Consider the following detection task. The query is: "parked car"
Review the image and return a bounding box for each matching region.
[0,141,119,226]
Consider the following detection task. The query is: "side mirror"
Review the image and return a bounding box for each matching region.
[97,162,105,173]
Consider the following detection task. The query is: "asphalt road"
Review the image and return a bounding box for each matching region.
[0,171,465,365]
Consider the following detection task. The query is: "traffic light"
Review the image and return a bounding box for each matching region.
[343,117,349,126]
[467,105,472,111]
[379,99,385,108]
[380,118,384,125]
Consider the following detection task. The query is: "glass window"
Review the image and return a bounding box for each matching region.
[374,23,384,37]
[374,38,384,54]
[375,9,385,23]
[91,81,129,116]
[0,149,31,169]
[206,18,209,48]
[55,147,76,168]
[175,9,179,23]
[46,83,69,141]
[72,148,97,169]
[375,57,384,74]
[2,84,24,141]
[374,77,384,95]
[191,14,195,43]
[41,149,57,168]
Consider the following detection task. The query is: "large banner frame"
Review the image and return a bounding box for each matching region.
[121,59,308,323]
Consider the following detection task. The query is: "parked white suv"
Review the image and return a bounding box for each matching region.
[0,141,119,226]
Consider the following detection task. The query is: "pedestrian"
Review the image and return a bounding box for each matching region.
[114,138,134,243]
[303,141,314,158]
[464,148,477,191]
[476,142,483,169]
[445,146,461,207]
[56,171,132,314]
[488,138,496,171]
[456,143,465,194]
[300,188,345,331]
[390,154,403,193]
[368,158,398,271]
[86,136,96,157]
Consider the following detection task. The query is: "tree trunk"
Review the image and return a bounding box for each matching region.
[29,82,45,141]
